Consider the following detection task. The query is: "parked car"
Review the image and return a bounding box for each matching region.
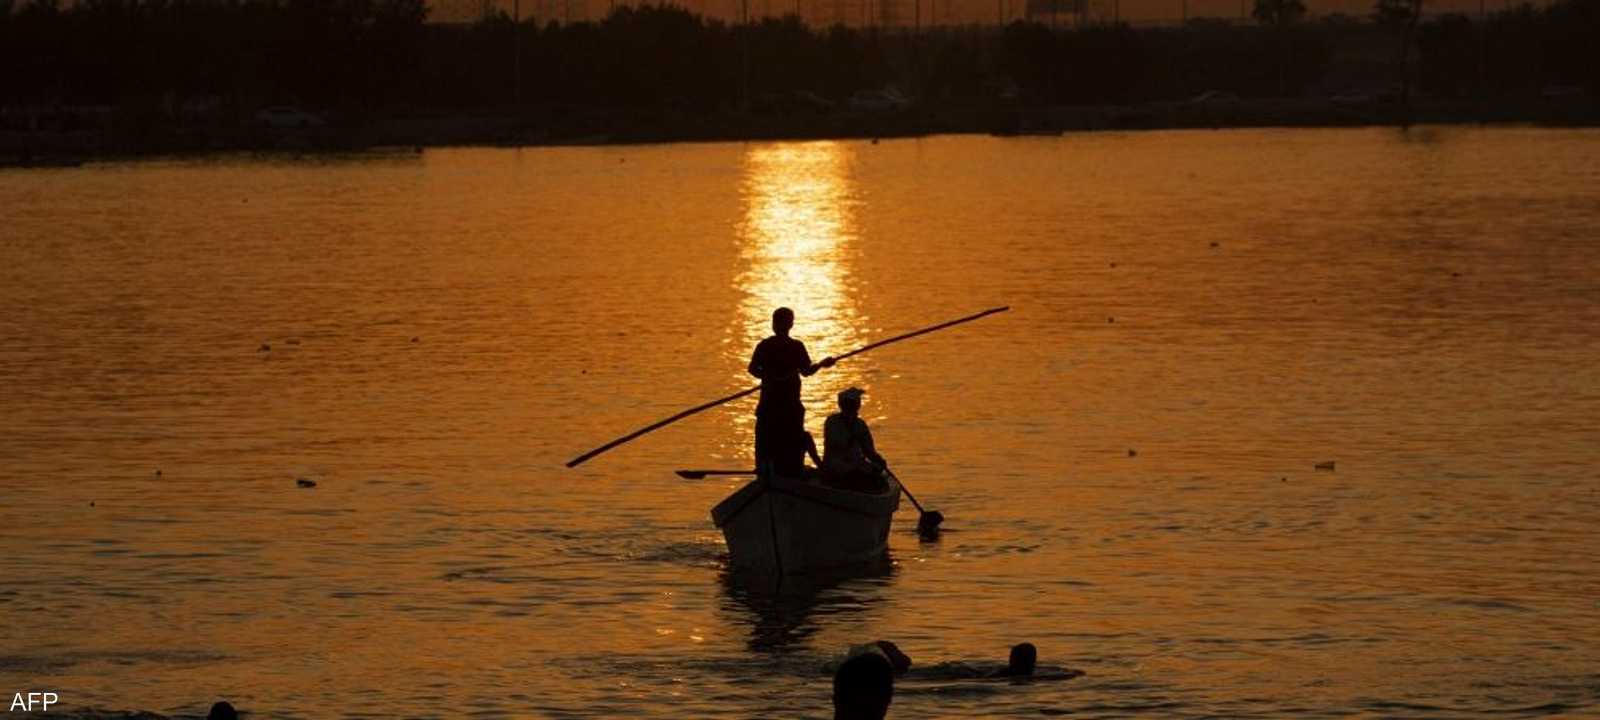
[791,91,837,113]
[1541,85,1587,100]
[847,88,911,113]
[254,106,326,129]
[1187,90,1241,105]
[752,91,836,115]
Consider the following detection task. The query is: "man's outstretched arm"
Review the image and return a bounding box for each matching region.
[861,425,886,468]
[802,355,837,375]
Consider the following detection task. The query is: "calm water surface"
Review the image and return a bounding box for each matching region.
[2,127,1598,718]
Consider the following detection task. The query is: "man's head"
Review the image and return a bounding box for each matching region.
[833,651,894,720]
[772,307,795,337]
[837,387,864,416]
[207,701,238,720]
[1007,643,1037,676]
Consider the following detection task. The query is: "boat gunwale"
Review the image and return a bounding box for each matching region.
[710,471,899,529]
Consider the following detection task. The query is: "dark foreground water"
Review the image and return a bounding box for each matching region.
[2,127,1598,718]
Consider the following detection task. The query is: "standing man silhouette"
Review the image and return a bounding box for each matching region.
[749,307,835,476]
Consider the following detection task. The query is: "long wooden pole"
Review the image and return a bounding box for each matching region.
[831,305,1008,362]
[564,306,1010,468]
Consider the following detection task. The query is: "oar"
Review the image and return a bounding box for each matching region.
[885,467,944,538]
[565,306,1009,468]
[675,469,756,479]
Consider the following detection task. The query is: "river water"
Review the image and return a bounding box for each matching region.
[2,127,1598,718]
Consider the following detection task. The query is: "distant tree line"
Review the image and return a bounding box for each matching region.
[0,0,1594,117]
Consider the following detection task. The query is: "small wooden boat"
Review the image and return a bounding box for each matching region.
[711,469,899,578]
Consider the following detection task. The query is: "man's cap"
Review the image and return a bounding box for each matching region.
[839,387,865,403]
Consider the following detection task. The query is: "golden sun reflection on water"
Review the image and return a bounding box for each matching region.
[4,131,1600,719]
[723,142,866,459]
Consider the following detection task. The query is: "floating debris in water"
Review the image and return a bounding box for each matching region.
[1314,461,1335,471]
[89,501,95,507]
[1109,262,1118,268]
[1107,316,1115,323]
[258,343,270,352]
[1209,241,1220,248]
[1128,448,1138,457]
[154,469,162,477]
[296,478,317,488]
[411,336,420,343]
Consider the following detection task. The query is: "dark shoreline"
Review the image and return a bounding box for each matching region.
[4,96,1595,163]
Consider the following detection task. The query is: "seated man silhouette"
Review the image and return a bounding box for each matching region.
[822,387,889,493]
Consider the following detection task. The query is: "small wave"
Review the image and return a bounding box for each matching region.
[1485,703,1575,716]
[1437,597,1533,612]
[44,710,169,720]
[0,649,227,675]
[1359,698,1458,714]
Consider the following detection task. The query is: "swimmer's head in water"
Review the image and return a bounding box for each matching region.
[873,639,912,675]
[1008,643,1037,676]
[833,652,894,720]
[772,307,795,336]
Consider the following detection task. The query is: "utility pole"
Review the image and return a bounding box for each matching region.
[1478,0,1486,98]
[741,0,750,108]
[513,0,521,105]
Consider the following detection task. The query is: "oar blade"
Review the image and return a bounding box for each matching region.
[676,469,756,479]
